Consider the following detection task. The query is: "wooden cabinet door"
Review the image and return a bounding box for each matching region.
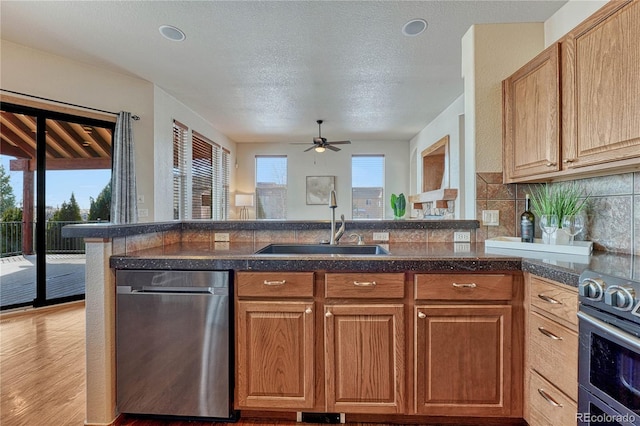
[236,301,314,409]
[324,304,405,413]
[503,43,560,182]
[415,305,512,416]
[562,0,640,169]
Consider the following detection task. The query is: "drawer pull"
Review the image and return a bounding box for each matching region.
[546,162,557,167]
[538,294,561,304]
[353,281,377,287]
[452,283,477,288]
[538,326,563,340]
[537,388,563,407]
[305,307,312,314]
[263,280,286,286]
[417,311,427,319]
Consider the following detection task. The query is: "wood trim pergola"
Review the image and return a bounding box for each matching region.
[1,108,113,254]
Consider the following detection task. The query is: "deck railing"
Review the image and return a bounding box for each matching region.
[1,221,103,257]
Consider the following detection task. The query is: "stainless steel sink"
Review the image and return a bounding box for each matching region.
[254,244,389,255]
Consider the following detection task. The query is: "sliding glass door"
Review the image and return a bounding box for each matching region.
[0,103,114,309]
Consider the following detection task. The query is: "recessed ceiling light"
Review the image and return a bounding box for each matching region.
[159,25,186,42]
[402,19,428,37]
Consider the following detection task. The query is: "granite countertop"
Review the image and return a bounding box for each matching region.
[109,241,640,287]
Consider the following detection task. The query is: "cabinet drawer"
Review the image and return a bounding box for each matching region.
[237,271,314,298]
[530,276,578,327]
[529,371,577,426]
[415,274,513,301]
[325,273,404,299]
[529,311,578,401]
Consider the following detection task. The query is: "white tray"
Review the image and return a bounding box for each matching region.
[484,236,593,256]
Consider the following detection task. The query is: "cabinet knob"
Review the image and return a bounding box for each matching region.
[563,159,574,164]
[417,311,427,319]
[325,311,333,318]
[546,162,557,167]
[305,307,312,314]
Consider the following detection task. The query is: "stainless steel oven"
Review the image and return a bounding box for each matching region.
[578,270,640,426]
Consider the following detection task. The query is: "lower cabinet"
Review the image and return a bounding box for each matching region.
[414,273,520,417]
[414,304,513,416]
[235,270,522,420]
[324,303,405,413]
[524,273,578,426]
[235,272,315,410]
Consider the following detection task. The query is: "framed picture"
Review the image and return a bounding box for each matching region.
[306,176,335,205]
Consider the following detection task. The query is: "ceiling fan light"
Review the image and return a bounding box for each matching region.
[315,146,326,153]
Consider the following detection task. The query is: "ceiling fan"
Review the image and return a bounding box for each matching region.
[304,120,351,153]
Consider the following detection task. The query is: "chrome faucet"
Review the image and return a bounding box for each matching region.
[329,190,345,245]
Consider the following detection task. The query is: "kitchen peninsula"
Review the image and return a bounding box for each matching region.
[64,220,639,426]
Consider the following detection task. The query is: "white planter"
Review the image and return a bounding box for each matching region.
[542,228,571,245]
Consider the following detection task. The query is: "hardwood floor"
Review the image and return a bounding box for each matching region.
[1,302,86,426]
[0,303,523,426]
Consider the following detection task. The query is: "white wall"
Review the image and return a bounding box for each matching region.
[544,0,608,46]
[152,87,237,221]
[0,40,239,223]
[236,140,409,220]
[460,23,544,218]
[1,40,156,218]
[409,95,465,218]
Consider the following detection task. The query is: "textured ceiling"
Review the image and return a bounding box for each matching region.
[0,1,566,144]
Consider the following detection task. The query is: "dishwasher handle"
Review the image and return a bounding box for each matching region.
[117,286,215,295]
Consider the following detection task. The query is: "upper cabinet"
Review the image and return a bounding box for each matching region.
[503,0,640,183]
[562,0,640,169]
[503,43,561,182]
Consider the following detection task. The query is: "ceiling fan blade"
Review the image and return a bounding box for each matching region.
[327,140,351,145]
[303,145,316,152]
[326,144,341,152]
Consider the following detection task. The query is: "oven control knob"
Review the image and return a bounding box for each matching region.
[604,286,636,311]
[579,278,605,300]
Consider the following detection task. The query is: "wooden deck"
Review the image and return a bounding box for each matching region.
[0,254,86,308]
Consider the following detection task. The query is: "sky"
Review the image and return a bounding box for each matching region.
[1,155,111,210]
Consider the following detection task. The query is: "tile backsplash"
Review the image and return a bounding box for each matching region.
[476,171,640,255]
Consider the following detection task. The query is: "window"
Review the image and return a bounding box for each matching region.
[255,155,287,219]
[191,132,213,219]
[172,120,187,220]
[214,146,230,220]
[173,123,230,220]
[352,155,384,219]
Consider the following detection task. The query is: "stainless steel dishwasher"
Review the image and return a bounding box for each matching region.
[116,270,234,420]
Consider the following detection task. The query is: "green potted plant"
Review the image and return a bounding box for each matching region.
[529,183,589,244]
[390,193,406,219]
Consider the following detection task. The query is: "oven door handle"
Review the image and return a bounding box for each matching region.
[578,311,640,351]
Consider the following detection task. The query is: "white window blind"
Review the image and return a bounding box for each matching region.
[172,120,188,220]
[352,154,384,219]
[220,148,230,220]
[192,132,213,219]
[255,155,287,219]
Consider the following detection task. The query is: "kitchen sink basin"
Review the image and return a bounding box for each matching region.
[254,244,389,255]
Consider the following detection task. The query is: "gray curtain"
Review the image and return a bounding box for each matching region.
[111,111,138,224]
